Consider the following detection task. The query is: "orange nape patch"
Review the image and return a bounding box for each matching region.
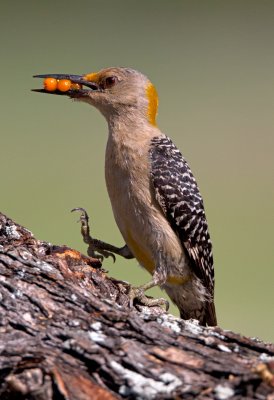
[146,82,159,126]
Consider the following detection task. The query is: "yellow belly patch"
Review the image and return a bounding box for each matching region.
[125,230,190,286]
[125,230,155,274]
[167,275,190,285]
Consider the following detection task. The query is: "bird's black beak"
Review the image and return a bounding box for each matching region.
[32,74,100,97]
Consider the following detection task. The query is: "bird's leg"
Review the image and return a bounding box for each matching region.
[128,254,169,311]
[71,208,134,262]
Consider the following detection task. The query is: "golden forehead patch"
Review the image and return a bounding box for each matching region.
[84,72,99,82]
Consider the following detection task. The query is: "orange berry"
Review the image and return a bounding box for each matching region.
[57,79,72,92]
[70,83,82,90]
[43,78,58,92]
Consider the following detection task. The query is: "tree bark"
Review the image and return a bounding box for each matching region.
[0,212,273,400]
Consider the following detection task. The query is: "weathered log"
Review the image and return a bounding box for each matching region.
[0,212,273,399]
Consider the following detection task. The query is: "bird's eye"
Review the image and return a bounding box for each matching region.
[102,76,117,89]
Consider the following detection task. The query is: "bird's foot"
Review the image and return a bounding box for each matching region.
[128,285,169,311]
[71,207,134,262]
[71,207,116,262]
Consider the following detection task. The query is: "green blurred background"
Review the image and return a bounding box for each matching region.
[1,1,273,342]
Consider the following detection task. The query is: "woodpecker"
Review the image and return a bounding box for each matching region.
[33,67,217,326]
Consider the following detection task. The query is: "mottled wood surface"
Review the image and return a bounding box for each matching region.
[0,212,273,399]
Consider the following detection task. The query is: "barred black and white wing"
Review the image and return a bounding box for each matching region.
[149,135,215,299]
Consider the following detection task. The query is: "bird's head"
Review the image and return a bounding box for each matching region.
[33,67,159,126]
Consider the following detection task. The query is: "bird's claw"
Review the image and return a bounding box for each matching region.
[128,286,169,311]
[96,249,116,263]
[71,206,88,216]
[71,207,116,263]
[71,207,89,223]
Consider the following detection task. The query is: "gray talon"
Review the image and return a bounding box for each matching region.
[72,208,131,263]
[128,286,169,311]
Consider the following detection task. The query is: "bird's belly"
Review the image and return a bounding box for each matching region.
[124,212,191,286]
[105,139,190,284]
[108,187,157,274]
[124,227,155,274]
[108,182,191,285]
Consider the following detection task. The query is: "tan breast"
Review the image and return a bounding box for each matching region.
[105,133,156,270]
[105,129,190,284]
